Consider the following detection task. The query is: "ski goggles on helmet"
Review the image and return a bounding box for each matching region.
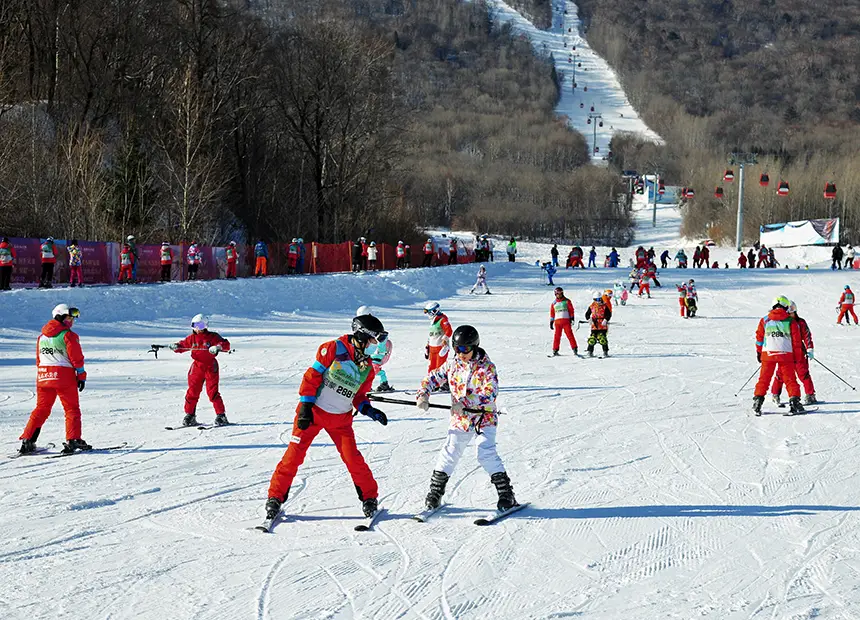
[455,344,475,354]
[356,326,388,344]
[68,307,80,319]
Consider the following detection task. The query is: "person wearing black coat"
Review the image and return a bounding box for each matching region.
[832,244,844,270]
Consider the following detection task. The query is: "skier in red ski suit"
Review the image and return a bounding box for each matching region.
[18,304,91,454]
[424,301,453,372]
[265,315,389,521]
[837,285,858,325]
[550,287,577,355]
[771,300,816,405]
[170,314,231,426]
[752,296,804,414]
[677,282,688,317]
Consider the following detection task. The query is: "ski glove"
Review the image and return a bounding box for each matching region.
[416,393,430,412]
[208,345,221,355]
[424,344,430,360]
[756,351,761,363]
[77,379,85,392]
[169,343,179,351]
[451,402,465,416]
[549,319,554,330]
[807,349,814,360]
[439,345,449,357]
[359,403,388,426]
[296,402,314,430]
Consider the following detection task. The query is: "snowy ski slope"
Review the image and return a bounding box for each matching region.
[3,211,860,618]
[487,0,663,161]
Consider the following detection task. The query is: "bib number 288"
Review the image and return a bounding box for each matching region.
[335,385,354,399]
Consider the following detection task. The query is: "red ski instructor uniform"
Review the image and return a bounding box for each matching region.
[268,335,379,503]
[20,318,87,441]
[174,331,231,415]
[550,294,577,353]
[754,305,802,399]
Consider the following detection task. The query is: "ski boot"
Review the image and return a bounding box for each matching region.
[62,438,92,454]
[602,348,610,358]
[376,382,394,393]
[771,393,781,407]
[752,395,764,416]
[425,470,449,510]
[804,393,818,405]
[265,497,282,520]
[551,350,560,357]
[587,349,594,358]
[214,413,230,426]
[182,414,198,427]
[573,347,578,355]
[490,472,518,511]
[362,497,378,518]
[19,439,37,455]
[788,396,805,415]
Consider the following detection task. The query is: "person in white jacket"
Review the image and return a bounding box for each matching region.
[846,245,856,270]
[367,242,378,270]
[416,325,518,513]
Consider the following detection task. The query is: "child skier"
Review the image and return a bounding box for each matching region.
[225,241,237,279]
[68,240,83,287]
[584,290,611,357]
[637,271,651,298]
[160,242,173,282]
[187,242,202,280]
[416,325,519,513]
[424,302,453,371]
[549,287,577,356]
[685,279,698,317]
[118,242,135,284]
[169,314,232,427]
[18,304,91,454]
[542,261,557,286]
[676,282,688,317]
[357,306,395,392]
[470,265,491,294]
[837,285,858,325]
[264,315,389,521]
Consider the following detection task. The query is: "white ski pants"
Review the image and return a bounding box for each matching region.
[434,426,505,476]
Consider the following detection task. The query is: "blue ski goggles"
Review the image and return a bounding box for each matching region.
[455,344,474,354]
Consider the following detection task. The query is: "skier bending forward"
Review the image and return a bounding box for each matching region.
[265,315,389,521]
[416,325,519,512]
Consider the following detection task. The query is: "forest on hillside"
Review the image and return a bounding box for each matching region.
[575,0,860,243]
[0,0,630,246]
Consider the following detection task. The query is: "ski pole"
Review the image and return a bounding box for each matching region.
[148,344,235,359]
[734,364,761,397]
[813,358,856,390]
[368,394,487,414]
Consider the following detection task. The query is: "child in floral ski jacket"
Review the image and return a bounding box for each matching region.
[416,325,518,513]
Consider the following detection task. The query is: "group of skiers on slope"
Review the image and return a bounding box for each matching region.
[735,245,780,269]
[549,245,621,269]
[548,287,612,358]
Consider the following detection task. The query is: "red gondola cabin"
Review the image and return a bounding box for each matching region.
[724,169,735,182]
[658,181,666,195]
[777,181,790,197]
[685,187,695,199]
[714,186,724,198]
[759,173,769,187]
[824,182,837,199]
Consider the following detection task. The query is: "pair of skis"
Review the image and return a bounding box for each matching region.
[164,423,231,431]
[413,502,529,526]
[254,507,386,533]
[8,442,129,459]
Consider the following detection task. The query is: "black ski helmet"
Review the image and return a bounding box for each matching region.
[452,325,480,348]
[554,286,564,295]
[352,314,387,344]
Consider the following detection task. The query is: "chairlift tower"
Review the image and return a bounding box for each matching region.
[588,112,602,157]
[730,152,758,251]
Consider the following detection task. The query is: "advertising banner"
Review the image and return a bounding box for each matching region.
[760,218,840,247]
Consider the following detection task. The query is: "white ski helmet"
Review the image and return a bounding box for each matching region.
[191,313,208,330]
[424,301,440,316]
[162,241,169,246]
[592,290,603,300]
[356,305,373,317]
[51,303,79,319]
[127,235,135,241]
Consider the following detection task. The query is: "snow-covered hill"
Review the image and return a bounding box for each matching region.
[3,245,860,618]
[488,0,662,161]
